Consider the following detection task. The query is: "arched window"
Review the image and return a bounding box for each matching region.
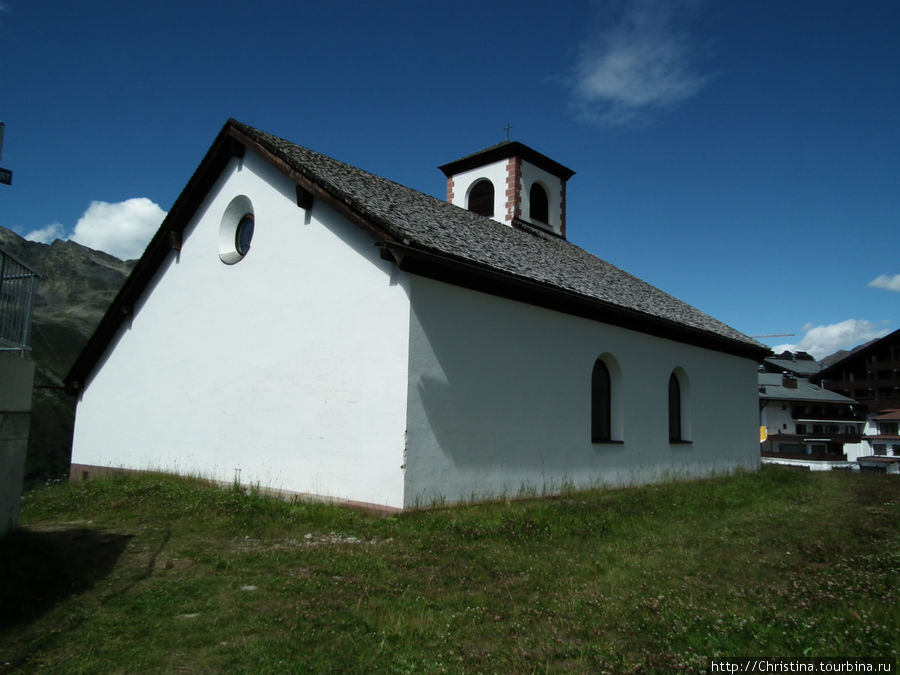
[591,359,612,442]
[468,180,494,217]
[668,373,682,442]
[529,183,548,224]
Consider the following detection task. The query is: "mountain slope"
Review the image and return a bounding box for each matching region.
[0,226,133,482]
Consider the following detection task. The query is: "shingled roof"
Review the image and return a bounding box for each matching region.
[66,119,766,391]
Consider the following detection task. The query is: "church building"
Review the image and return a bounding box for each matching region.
[66,119,767,510]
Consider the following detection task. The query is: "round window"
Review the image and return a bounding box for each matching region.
[218,195,254,264]
[235,214,254,256]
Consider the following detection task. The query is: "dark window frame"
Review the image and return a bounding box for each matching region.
[668,373,683,442]
[529,182,549,224]
[591,359,612,442]
[468,180,494,217]
[235,213,255,256]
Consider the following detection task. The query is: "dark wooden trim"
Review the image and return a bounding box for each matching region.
[439,141,575,181]
[296,185,313,209]
[227,125,402,247]
[383,242,768,361]
[65,121,405,395]
[65,124,248,394]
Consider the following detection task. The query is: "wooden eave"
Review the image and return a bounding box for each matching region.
[65,124,239,393]
[226,124,403,247]
[381,241,769,362]
[439,141,575,181]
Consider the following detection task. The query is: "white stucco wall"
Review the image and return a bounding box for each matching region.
[71,150,411,508]
[449,160,508,225]
[847,418,900,460]
[842,439,866,461]
[518,162,563,235]
[760,401,794,436]
[404,276,759,507]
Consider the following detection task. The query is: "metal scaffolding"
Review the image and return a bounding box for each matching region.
[0,248,39,352]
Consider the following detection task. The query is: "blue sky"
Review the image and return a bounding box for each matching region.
[1,0,897,358]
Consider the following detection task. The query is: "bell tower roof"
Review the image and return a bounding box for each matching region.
[438,141,575,181]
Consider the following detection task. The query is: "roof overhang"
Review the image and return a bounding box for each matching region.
[439,141,575,181]
[381,241,768,361]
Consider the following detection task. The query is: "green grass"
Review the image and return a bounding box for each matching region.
[2,466,898,673]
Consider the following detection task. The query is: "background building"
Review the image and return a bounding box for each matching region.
[759,365,863,471]
[816,329,900,414]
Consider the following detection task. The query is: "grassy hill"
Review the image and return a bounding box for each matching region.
[1,466,897,672]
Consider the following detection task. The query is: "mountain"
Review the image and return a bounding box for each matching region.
[0,226,134,483]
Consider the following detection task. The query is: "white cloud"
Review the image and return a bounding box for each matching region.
[569,0,710,126]
[22,197,165,260]
[868,274,900,292]
[71,198,165,260]
[772,319,891,360]
[24,222,66,244]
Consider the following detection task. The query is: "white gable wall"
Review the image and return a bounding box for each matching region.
[71,150,411,508]
[405,276,759,507]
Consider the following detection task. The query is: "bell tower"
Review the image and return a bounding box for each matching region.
[439,141,575,238]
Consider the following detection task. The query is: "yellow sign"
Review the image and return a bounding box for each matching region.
[760,426,768,443]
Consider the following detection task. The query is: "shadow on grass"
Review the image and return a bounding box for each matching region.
[0,527,131,629]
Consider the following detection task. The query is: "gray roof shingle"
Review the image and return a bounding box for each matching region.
[233,121,762,352]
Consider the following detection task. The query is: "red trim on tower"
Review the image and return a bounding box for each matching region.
[560,180,567,238]
[505,156,522,223]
